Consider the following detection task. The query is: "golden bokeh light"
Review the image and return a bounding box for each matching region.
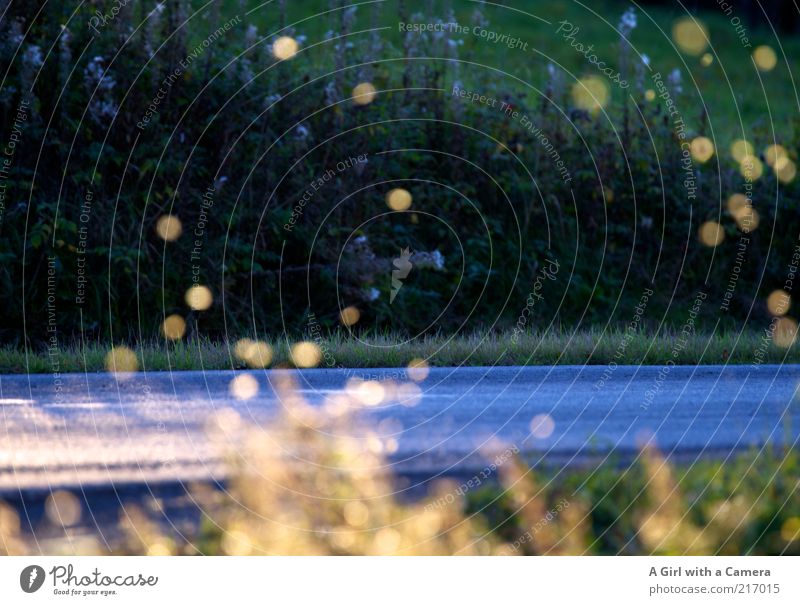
[45,490,81,527]
[234,338,255,361]
[603,188,614,204]
[386,188,412,211]
[395,382,422,407]
[698,221,724,247]
[734,206,759,232]
[727,193,758,231]
[272,36,298,60]
[767,290,791,317]
[161,314,186,340]
[739,155,763,180]
[690,136,715,163]
[571,76,610,111]
[352,82,377,105]
[234,340,273,369]
[644,89,656,102]
[730,139,754,163]
[230,373,259,400]
[752,45,777,71]
[530,413,555,439]
[781,517,800,543]
[291,341,322,368]
[156,215,182,242]
[773,316,798,348]
[727,193,747,216]
[343,500,370,527]
[700,52,713,66]
[222,530,254,555]
[672,17,709,56]
[407,358,430,382]
[774,156,797,184]
[339,306,361,327]
[105,345,139,375]
[764,144,787,167]
[348,379,385,406]
[185,285,213,311]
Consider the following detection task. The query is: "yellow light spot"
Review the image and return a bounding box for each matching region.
[386,188,412,211]
[185,285,213,311]
[773,317,798,348]
[739,155,763,180]
[764,144,787,167]
[229,373,259,400]
[45,490,81,526]
[603,189,614,204]
[352,82,377,105]
[753,45,777,71]
[727,193,747,216]
[571,76,609,111]
[737,207,759,232]
[343,501,369,527]
[235,340,273,368]
[727,193,758,231]
[395,382,422,407]
[212,407,242,433]
[272,36,298,60]
[700,52,713,66]
[372,527,402,555]
[690,136,715,163]
[767,290,791,316]
[698,221,724,247]
[530,413,555,439]
[349,379,385,406]
[233,338,255,361]
[730,139,754,163]
[781,517,800,542]
[339,306,361,327]
[105,346,138,374]
[147,541,172,556]
[774,157,797,184]
[222,530,254,555]
[161,314,186,340]
[155,215,182,242]
[407,358,430,382]
[644,89,656,102]
[291,341,321,368]
[672,17,709,56]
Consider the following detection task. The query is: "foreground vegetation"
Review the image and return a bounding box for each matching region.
[2,376,798,555]
[2,329,799,373]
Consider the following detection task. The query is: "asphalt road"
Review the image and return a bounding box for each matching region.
[1,364,799,495]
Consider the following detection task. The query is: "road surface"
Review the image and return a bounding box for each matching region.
[1,364,798,494]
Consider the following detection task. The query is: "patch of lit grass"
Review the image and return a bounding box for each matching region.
[1,330,799,374]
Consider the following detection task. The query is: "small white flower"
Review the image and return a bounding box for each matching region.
[668,68,683,93]
[245,25,258,45]
[619,7,637,38]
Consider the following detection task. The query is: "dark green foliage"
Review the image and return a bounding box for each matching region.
[0,1,797,349]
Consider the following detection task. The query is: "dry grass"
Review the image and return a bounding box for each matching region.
[2,371,798,556]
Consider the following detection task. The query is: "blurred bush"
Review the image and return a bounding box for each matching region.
[0,0,797,346]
